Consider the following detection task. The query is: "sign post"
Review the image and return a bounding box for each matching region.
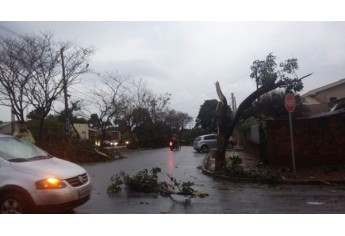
[285,93,296,176]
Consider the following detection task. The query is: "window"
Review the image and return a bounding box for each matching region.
[204,135,216,140]
[330,97,337,102]
[0,137,47,161]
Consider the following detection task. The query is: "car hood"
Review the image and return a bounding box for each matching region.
[10,157,86,179]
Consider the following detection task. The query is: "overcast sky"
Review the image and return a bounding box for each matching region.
[1,20,345,123]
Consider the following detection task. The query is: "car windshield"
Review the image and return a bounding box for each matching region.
[0,137,50,162]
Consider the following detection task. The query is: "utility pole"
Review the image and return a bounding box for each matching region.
[151,99,156,123]
[231,93,237,114]
[60,48,70,135]
[255,72,265,162]
[11,108,15,133]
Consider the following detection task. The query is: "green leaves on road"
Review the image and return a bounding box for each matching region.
[107,167,209,198]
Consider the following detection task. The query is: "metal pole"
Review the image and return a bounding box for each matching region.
[256,75,264,162]
[288,111,296,175]
[60,48,69,135]
[11,108,15,133]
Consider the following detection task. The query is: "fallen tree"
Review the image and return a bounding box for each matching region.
[214,54,313,172]
[107,167,209,200]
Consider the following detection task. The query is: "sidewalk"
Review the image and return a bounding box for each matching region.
[201,147,345,185]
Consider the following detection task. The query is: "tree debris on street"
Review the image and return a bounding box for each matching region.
[107,167,209,201]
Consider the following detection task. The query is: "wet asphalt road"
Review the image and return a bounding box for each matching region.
[74,146,345,214]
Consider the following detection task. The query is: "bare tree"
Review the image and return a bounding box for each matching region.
[129,78,154,109]
[91,72,128,146]
[27,34,94,140]
[118,78,171,133]
[0,32,95,140]
[117,78,155,132]
[0,34,39,121]
[149,93,171,123]
[127,77,171,123]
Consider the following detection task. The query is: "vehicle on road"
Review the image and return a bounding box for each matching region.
[193,134,234,153]
[103,140,118,147]
[169,140,181,151]
[0,134,92,214]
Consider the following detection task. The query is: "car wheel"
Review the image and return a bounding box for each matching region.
[0,193,27,214]
[201,145,209,153]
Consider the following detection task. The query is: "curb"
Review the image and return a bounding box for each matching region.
[201,166,345,185]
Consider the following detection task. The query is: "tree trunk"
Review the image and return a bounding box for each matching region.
[71,122,81,140]
[214,82,230,172]
[38,118,45,141]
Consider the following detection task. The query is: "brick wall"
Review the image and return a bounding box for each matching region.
[266,110,345,168]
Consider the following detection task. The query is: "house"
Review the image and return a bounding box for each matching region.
[302,78,345,115]
[0,121,15,135]
[88,127,102,140]
[73,123,89,139]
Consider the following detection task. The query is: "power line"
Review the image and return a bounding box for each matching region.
[68,87,96,104]
[170,89,215,107]
[0,25,23,38]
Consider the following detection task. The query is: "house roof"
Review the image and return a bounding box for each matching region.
[309,107,345,118]
[302,78,345,97]
[88,127,101,132]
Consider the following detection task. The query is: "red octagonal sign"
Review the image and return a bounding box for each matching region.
[285,93,296,112]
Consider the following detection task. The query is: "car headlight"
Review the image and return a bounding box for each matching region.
[35,178,66,189]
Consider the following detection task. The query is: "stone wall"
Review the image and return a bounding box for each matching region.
[266,109,345,168]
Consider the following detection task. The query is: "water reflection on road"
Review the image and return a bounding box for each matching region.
[75,146,345,214]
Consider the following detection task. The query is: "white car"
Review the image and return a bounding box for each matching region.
[193,134,235,153]
[0,134,92,213]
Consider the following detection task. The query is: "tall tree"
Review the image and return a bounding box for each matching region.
[195,99,231,133]
[90,72,128,146]
[88,113,101,129]
[176,111,193,130]
[164,109,193,133]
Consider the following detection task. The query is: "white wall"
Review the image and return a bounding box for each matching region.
[74,123,89,139]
